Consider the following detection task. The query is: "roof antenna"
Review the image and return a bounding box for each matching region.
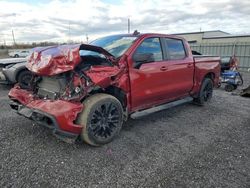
[133,30,140,35]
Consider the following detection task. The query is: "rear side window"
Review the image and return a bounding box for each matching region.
[165,38,186,60]
[135,38,163,61]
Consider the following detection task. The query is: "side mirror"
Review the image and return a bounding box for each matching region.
[133,53,154,68]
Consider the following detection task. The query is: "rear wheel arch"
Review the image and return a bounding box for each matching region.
[193,77,213,105]
[204,72,215,83]
[193,72,215,98]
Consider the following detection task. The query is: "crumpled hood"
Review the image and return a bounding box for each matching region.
[26,44,115,76]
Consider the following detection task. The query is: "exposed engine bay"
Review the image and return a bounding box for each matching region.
[27,44,120,101]
[35,73,74,100]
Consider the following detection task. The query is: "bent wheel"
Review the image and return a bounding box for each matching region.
[76,93,123,146]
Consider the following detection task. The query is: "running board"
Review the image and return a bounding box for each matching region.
[130,97,193,119]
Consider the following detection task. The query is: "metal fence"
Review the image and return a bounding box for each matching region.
[190,42,250,71]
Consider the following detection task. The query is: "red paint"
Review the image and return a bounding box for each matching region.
[27,44,81,76]
[26,44,115,76]
[86,66,120,88]
[9,33,220,136]
[124,34,220,111]
[9,86,83,134]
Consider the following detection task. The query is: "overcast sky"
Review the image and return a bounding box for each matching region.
[0,0,250,44]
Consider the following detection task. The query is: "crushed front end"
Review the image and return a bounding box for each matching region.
[9,73,85,140]
[8,44,121,141]
[9,86,83,140]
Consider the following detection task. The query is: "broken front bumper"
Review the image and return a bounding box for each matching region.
[9,87,84,140]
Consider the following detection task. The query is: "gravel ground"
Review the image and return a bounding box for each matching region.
[0,73,250,188]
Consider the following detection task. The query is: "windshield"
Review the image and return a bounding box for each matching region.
[80,35,138,58]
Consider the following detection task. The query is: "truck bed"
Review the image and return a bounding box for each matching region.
[193,55,221,63]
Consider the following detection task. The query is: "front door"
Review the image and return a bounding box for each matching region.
[129,37,169,111]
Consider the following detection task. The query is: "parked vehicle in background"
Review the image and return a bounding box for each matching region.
[0,58,32,88]
[8,49,30,58]
[9,33,220,146]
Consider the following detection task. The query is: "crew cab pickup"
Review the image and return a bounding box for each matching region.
[9,33,220,146]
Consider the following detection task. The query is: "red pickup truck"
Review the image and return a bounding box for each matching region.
[9,33,220,146]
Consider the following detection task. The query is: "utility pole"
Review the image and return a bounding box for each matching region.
[128,18,130,34]
[12,29,16,46]
[68,21,71,44]
[86,34,89,44]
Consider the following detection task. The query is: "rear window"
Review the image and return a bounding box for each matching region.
[165,38,186,60]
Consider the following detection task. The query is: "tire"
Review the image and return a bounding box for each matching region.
[193,78,213,106]
[76,93,123,146]
[17,70,32,89]
[14,54,19,58]
[217,81,221,88]
[225,84,236,92]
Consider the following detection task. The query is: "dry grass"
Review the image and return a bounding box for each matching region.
[0,50,9,59]
[0,54,9,59]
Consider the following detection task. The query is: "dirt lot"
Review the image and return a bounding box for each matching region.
[0,73,250,188]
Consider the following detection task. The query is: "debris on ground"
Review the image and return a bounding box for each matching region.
[240,85,250,97]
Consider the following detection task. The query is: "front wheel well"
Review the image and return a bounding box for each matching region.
[87,86,127,110]
[104,86,127,109]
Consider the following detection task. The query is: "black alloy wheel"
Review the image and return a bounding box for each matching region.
[193,78,213,105]
[76,93,123,146]
[89,102,120,140]
[202,80,213,102]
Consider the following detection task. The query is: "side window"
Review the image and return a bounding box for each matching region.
[134,38,163,62]
[165,38,186,60]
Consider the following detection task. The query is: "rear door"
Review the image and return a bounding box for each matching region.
[162,37,194,98]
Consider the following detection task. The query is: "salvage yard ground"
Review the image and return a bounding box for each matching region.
[0,73,250,187]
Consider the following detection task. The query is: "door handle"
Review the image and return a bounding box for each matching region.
[160,66,168,71]
[187,63,193,68]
